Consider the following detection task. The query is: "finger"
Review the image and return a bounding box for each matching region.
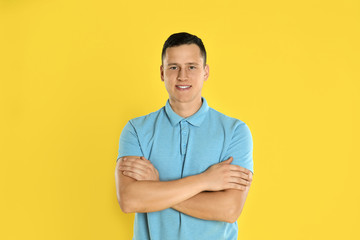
[226,183,246,191]
[121,158,152,170]
[139,157,155,167]
[122,157,158,179]
[228,165,251,174]
[122,156,141,162]
[119,160,144,169]
[140,156,150,161]
[118,165,147,175]
[139,157,156,168]
[134,157,158,172]
[116,157,126,167]
[229,176,251,186]
[120,162,156,179]
[228,171,252,181]
[122,171,143,181]
[121,156,140,162]
[221,157,233,164]
[124,157,152,168]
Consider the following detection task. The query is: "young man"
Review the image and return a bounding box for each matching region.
[115,32,254,240]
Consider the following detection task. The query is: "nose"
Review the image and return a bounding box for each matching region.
[177,68,188,81]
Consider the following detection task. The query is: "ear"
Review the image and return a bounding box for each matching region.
[203,64,209,81]
[160,65,164,82]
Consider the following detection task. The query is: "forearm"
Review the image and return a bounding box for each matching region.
[171,190,236,223]
[118,173,206,213]
[116,155,252,219]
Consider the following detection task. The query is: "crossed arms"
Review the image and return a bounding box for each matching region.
[115,156,253,223]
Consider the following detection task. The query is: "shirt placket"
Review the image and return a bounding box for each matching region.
[179,120,189,178]
[180,120,189,156]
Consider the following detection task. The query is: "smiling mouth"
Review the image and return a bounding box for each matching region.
[176,85,191,89]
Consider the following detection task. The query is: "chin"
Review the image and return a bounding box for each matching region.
[173,96,198,104]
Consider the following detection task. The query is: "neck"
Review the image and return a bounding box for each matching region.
[169,97,203,118]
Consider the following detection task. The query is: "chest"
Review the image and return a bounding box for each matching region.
[140,124,230,181]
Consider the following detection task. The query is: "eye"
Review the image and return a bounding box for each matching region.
[169,66,177,70]
[189,66,196,70]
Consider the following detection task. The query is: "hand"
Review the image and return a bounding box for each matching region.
[200,157,252,191]
[118,156,159,181]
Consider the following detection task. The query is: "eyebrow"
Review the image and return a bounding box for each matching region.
[167,62,200,66]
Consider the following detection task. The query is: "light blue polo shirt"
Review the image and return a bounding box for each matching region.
[117,97,254,240]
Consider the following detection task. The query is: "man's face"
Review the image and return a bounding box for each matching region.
[161,44,209,105]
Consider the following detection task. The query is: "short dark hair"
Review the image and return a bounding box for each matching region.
[161,32,207,67]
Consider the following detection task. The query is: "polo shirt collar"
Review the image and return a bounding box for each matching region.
[165,97,209,127]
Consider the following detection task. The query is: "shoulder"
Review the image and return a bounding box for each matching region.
[128,106,165,129]
[208,107,249,132]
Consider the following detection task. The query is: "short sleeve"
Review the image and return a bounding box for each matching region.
[116,120,144,162]
[224,122,254,174]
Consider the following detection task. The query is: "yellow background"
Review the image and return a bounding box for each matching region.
[1,0,359,239]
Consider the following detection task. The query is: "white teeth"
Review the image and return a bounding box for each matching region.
[177,86,191,89]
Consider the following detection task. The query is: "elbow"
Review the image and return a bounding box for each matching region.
[225,206,243,224]
[226,214,240,224]
[224,215,238,224]
[119,200,133,214]
[116,188,136,213]
[118,196,137,213]
[225,219,237,224]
